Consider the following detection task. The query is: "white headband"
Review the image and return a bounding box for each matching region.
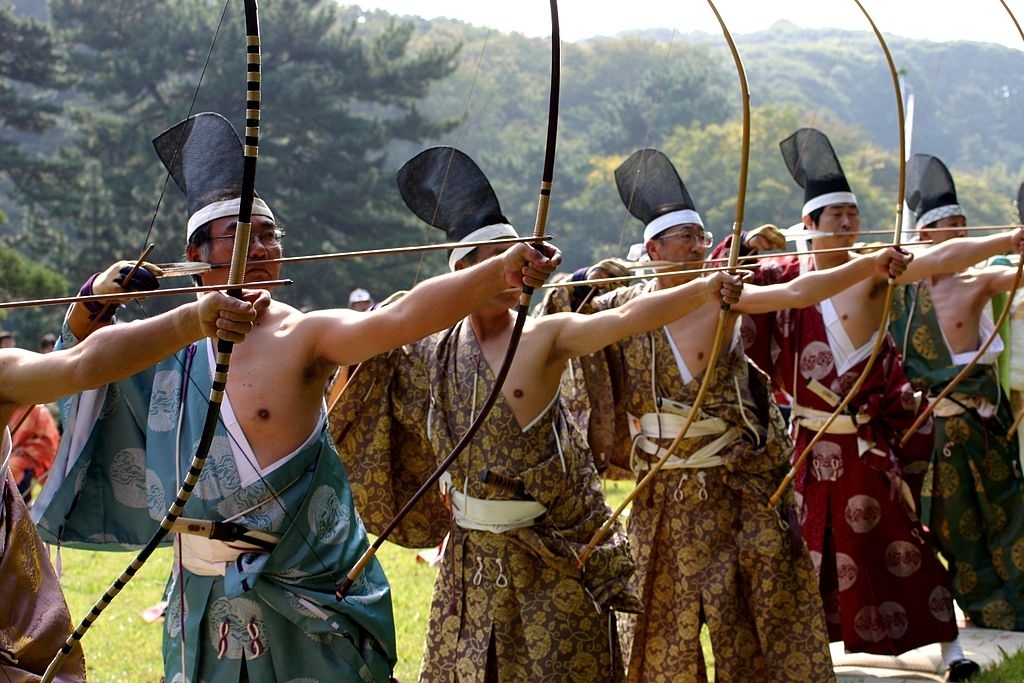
[187,197,276,239]
[802,191,857,218]
[643,209,704,242]
[916,203,964,230]
[449,223,519,271]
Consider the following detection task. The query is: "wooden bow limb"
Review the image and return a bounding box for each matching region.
[770,0,907,509]
[982,0,1024,439]
[0,279,290,310]
[914,4,1024,442]
[576,0,750,569]
[154,234,555,277]
[1009,403,1024,438]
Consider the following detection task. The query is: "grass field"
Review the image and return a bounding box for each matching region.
[52,477,1024,681]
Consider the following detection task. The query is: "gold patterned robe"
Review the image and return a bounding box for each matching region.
[333,321,641,682]
[567,284,835,683]
[0,428,85,682]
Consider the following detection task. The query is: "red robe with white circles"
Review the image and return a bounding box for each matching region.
[773,299,960,655]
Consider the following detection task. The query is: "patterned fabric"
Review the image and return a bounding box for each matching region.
[1,430,86,683]
[892,282,1024,630]
[33,338,396,683]
[534,283,632,480]
[330,343,450,549]
[773,296,960,655]
[335,322,641,683]
[571,284,834,683]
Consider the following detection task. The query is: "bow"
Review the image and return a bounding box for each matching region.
[769,0,906,507]
[577,0,749,567]
[903,1,1024,445]
[40,3,262,678]
[335,0,561,597]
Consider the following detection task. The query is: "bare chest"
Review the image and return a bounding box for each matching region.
[220,342,328,468]
[923,277,985,353]
[663,304,732,376]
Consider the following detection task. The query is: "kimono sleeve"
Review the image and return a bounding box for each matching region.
[330,341,449,548]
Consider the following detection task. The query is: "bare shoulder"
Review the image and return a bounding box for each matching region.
[529,310,585,342]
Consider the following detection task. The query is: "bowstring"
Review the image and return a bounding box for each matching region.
[140,0,232,252]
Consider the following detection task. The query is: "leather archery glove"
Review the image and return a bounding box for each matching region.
[78,260,163,322]
[743,223,786,252]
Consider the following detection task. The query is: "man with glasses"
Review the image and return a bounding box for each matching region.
[33,113,559,683]
[541,148,927,682]
[1,281,258,682]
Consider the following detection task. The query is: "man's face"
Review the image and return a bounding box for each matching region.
[190,214,283,286]
[807,203,859,247]
[645,223,710,268]
[920,214,966,244]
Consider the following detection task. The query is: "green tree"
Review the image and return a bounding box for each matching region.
[0,240,69,344]
[0,5,69,222]
[46,0,460,309]
[0,5,72,339]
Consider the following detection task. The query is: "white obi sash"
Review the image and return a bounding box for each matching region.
[179,532,278,577]
[790,403,877,457]
[450,489,546,533]
[627,401,738,472]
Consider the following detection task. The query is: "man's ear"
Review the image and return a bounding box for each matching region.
[802,215,815,230]
[644,239,660,260]
[186,243,201,262]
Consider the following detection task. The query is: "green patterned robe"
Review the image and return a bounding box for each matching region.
[892,281,1024,630]
[34,337,396,683]
[334,320,641,683]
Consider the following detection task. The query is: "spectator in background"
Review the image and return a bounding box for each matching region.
[348,287,375,311]
[38,333,56,353]
[7,404,59,503]
[1,329,60,501]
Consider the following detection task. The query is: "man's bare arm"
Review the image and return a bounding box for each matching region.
[0,291,258,410]
[736,247,910,315]
[547,272,742,361]
[898,229,1024,284]
[310,242,561,367]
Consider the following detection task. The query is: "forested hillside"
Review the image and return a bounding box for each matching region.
[1,1,1022,340]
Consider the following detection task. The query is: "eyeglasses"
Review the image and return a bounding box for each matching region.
[209,228,285,248]
[656,229,712,247]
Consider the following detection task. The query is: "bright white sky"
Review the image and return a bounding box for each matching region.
[355,0,1024,48]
